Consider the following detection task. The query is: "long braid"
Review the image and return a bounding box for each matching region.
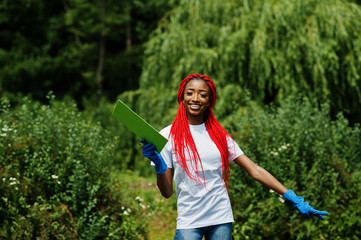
[170,73,232,188]
[172,102,206,185]
[205,108,230,189]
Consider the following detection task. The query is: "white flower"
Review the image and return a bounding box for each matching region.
[57,181,61,184]
[51,175,58,179]
[0,133,6,137]
[2,126,13,132]
[135,196,144,202]
[123,211,129,215]
[281,145,287,149]
[269,189,275,193]
[10,182,17,185]
[9,177,17,181]
[270,151,279,156]
[278,196,285,203]
[139,203,146,209]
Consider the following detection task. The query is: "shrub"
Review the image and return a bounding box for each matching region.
[0,95,151,239]
[226,97,361,239]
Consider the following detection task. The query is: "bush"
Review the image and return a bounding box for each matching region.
[0,95,151,239]
[226,97,361,239]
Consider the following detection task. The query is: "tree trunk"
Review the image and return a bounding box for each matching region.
[126,3,132,89]
[62,1,82,47]
[96,0,105,94]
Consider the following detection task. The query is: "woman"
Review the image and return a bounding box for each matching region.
[141,73,328,240]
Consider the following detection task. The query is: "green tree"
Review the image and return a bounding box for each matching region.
[0,0,177,102]
[138,0,361,124]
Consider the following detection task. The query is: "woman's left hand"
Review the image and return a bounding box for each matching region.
[283,189,329,220]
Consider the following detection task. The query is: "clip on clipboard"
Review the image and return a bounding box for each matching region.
[112,100,168,153]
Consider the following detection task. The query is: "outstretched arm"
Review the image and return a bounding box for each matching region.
[234,154,328,220]
[234,154,288,195]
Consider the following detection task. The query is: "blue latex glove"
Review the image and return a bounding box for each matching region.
[283,189,329,220]
[140,139,168,174]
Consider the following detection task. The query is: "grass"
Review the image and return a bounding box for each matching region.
[110,169,177,239]
[148,204,177,240]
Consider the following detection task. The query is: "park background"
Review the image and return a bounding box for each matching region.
[1,0,361,239]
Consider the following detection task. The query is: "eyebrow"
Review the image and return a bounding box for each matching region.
[185,88,209,92]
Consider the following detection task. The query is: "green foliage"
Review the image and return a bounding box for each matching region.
[227,96,361,239]
[0,0,177,100]
[0,95,152,239]
[81,95,156,177]
[140,0,361,123]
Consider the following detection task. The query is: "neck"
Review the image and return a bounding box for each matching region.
[186,113,205,125]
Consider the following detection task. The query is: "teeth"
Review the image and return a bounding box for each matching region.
[190,105,201,109]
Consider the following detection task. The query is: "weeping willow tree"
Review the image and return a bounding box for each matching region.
[134,0,361,125]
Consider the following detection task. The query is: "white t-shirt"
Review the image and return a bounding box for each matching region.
[159,123,244,229]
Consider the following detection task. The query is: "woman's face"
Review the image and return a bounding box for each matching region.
[182,79,211,125]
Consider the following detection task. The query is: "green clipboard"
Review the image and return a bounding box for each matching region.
[112,100,168,152]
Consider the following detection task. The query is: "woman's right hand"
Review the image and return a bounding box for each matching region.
[140,139,168,174]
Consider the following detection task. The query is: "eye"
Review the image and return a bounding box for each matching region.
[201,94,208,98]
[185,92,192,96]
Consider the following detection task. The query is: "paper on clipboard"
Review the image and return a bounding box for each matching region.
[112,100,168,153]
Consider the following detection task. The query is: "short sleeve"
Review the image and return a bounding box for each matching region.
[158,126,173,168]
[227,136,244,162]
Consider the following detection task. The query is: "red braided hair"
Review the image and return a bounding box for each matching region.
[169,73,232,189]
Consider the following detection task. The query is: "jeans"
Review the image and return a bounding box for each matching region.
[174,222,232,240]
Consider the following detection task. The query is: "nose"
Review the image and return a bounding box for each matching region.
[191,93,199,102]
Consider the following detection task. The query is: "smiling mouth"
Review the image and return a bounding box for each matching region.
[189,104,201,110]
